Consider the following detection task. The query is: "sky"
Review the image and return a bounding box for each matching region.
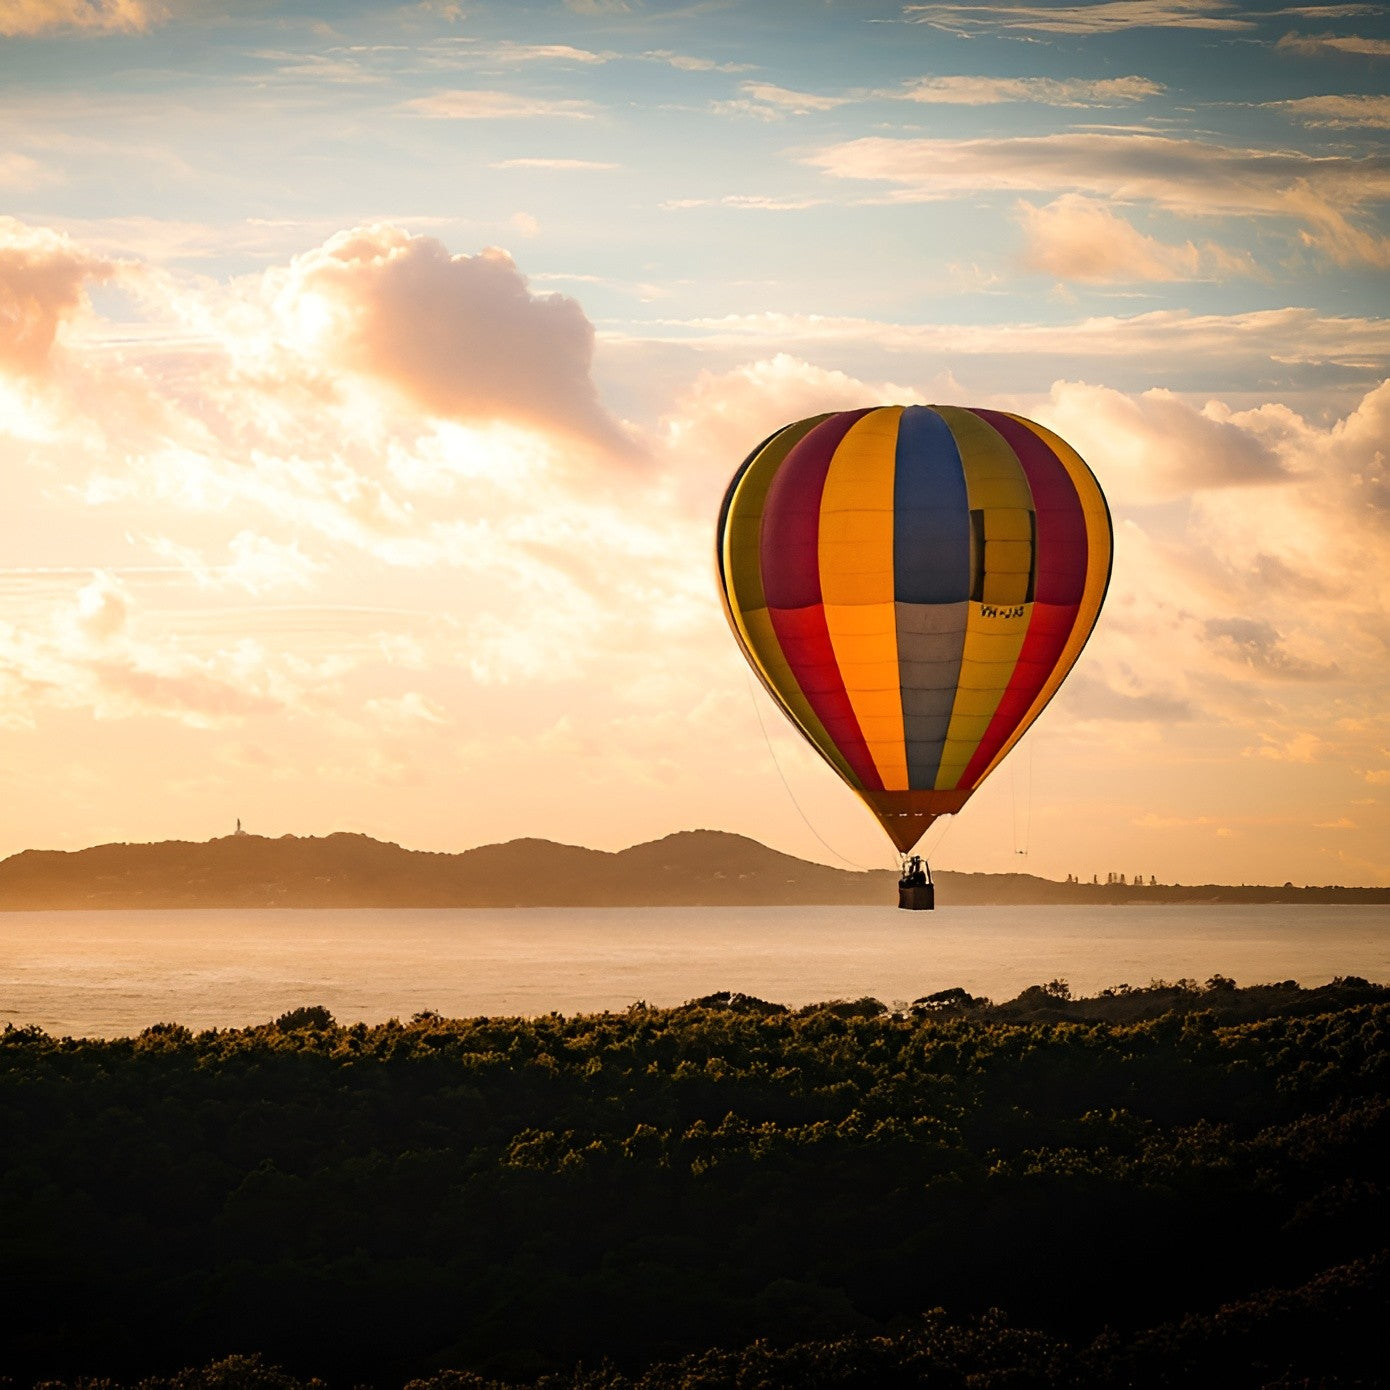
[1,0,1388,886]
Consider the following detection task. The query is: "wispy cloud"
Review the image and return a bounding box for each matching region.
[660,194,825,211]
[809,132,1390,267]
[642,50,755,74]
[482,41,616,65]
[1276,30,1390,56]
[904,1,1257,36]
[717,81,851,119]
[405,90,601,120]
[621,305,1390,371]
[248,49,384,85]
[489,157,621,170]
[897,75,1164,106]
[1266,93,1390,127]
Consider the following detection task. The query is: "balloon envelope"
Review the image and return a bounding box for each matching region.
[716,405,1112,852]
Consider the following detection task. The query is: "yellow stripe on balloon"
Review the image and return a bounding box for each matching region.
[719,415,865,791]
[818,407,909,791]
[970,413,1112,786]
[932,407,1033,790]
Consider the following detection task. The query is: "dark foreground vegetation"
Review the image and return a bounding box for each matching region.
[3,976,1387,1388]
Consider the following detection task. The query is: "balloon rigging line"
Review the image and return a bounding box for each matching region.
[741,668,878,873]
[920,806,959,863]
[1012,740,1033,857]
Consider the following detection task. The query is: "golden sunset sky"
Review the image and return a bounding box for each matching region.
[1,0,1388,885]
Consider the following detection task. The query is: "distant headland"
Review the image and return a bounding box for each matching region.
[0,831,1387,909]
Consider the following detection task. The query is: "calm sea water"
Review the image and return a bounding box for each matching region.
[2,904,1388,1038]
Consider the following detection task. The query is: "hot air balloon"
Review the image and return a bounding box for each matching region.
[716,405,1112,908]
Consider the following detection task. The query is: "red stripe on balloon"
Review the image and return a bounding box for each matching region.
[760,408,884,792]
[759,410,872,608]
[957,410,1088,788]
[766,605,886,791]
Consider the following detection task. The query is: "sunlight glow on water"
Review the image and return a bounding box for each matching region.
[2,904,1388,1038]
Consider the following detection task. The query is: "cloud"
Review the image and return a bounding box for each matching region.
[273,224,633,454]
[1267,94,1390,128]
[489,157,621,170]
[0,216,116,375]
[404,90,601,120]
[898,75,1164,106]
[622,304,1389,373]
[660,353,924,469]
[0,153,54,189]
[72,571,130,641]
[144,532,325,595]
[1039,382,1292,497]
[482,42,615,64]
[660,195,825,211]
[808,132,1390,267]
[0,574,289,730]
[904,1,1257,35]
[1203,617,1338,679]
[1246,732,1332,763]
[1062,672,1194,723]
[1277,30,1390,57]
[0,0,162,37]
[1017,195,1258,282]
[718,82,851,119]
[642,50,755,74]
[363,691,448,730]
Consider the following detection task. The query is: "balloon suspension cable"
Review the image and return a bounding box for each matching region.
[917,807,959,867]
[1011,739,1033,857]
[741,668,875,872]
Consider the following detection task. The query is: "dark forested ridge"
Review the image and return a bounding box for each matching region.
[2,828,1388,908]
[3,976,1387,1388]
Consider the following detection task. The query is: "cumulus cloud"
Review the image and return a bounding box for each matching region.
[1040,381,1390,753]
[272,224,633,454]
[71,571,130,641]
[807,132,1390,268]
[0,217,116,375]
[1038,382,1291,498]
[898,75,1164,106]
[0,0,162,37]
[660,353,924,482]
[905,1,1257,35]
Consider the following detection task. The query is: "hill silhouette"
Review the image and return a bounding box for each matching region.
[0,830,1386,909]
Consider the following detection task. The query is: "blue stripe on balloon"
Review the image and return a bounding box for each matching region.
[892,406,970,603]
[894,406,970,791]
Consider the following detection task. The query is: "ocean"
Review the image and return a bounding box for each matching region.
[3,902,1388,1038]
